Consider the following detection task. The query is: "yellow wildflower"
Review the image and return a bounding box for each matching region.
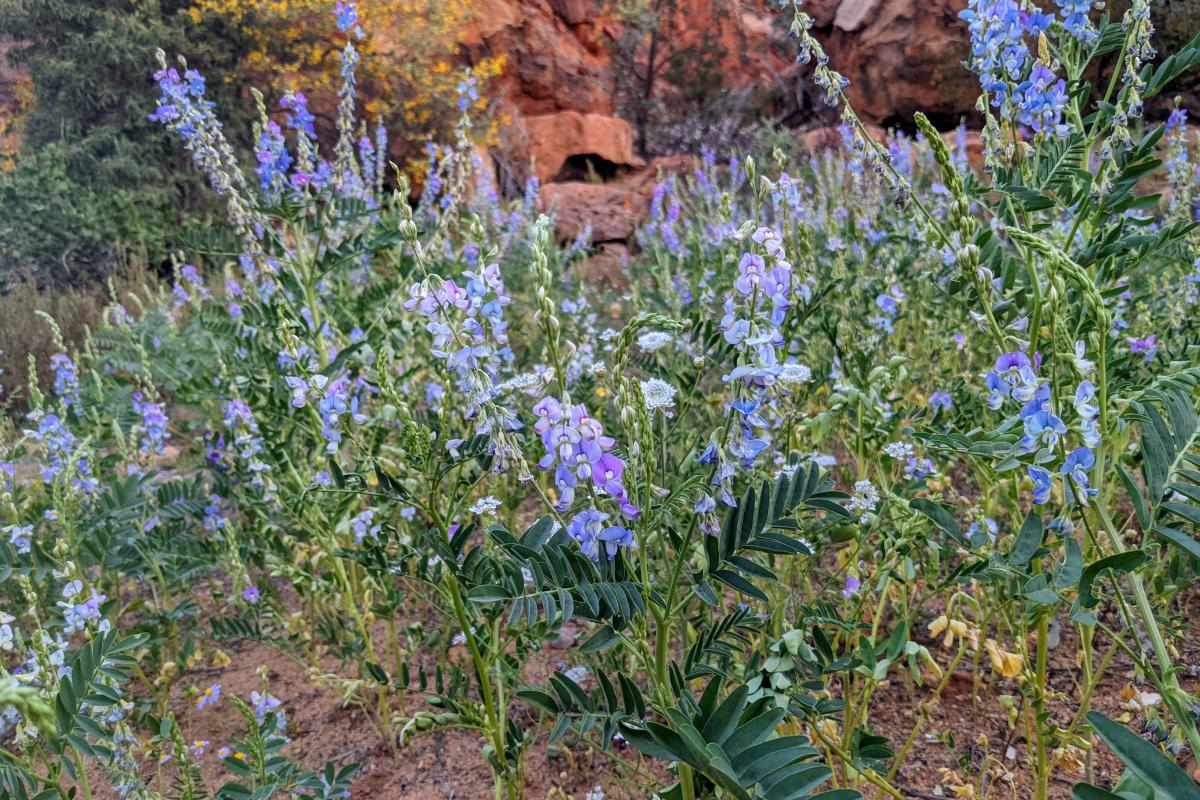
[984,639,1023,678]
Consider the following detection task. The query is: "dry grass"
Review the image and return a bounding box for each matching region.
[0,259,159,410]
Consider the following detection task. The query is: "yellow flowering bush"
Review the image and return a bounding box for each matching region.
[187,0,505,167]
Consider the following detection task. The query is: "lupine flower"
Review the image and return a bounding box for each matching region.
[350,509,381,544]
[255,120,292,196]
[1019,409,1068,453]
[1127,334,1157,362]
[6,524,32,555]
[59,580,106,634]
[203,495,227,532]
[869,284,905,334]
[150,58,258,233]
[1074,381,1101,448]
[929,391,954,412]
[50,354,81,408]
[967,517,999,546]
[533,396,638,518]
[1028,465,1054,505]
[984,351,1040,408]
[960,0,1073,136]
[565,508,634,562]
[1018,64,1070,136]
[315,377,361,454]
[904,456,935,481]
[727,400,770,469]
[251,690,285,734]
[1072,340,1095,375]
[1061,446,1097,504]
[334,1,359,33]
[1056,0,1099,45]
[221,398,273,494]
[284,374,326,409]
[23,412,97,493]
[242,585,260,605]
[132,392,171,456]
[405,267,522,471]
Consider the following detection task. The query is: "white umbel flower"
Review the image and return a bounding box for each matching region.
[640,377,677,414]
[636,330,673,352]
[848,479,880,512]
[882,441,913,459]
[778,363,813,384]
[468,496,502,516]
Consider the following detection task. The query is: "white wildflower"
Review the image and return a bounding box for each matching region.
[882,441,913,460]
[496,372,543,394]
[778,363,813,384]
[640,377,677,414]
[468,496,502,516]
[636,331,673,352]
[564,665,590,684]
[803,451,838,468]
[848,479,880,512]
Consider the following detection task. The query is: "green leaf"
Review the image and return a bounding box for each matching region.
[1021,574,1060,606]
[910,499,965,545]
[1152,526,1200,562]
[1116,463,1149,530]
[515,689,559,714]
[711,569,769,602]
[1008,510,1044,566]
[1071,552,1151,624]
[1086,712,1200,800]
[1071,785,1125,800]
[579,625,620,653]
[467,585,511,603]
[1053,538,1083,589]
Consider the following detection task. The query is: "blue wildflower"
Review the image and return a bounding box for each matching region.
[1028,465,1054,505]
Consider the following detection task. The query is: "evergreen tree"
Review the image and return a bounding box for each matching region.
[0,0,250,283]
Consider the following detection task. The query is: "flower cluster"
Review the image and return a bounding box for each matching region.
[50,354,81,408]
[960,0,1071,136]
[533,396,638,520]
[983,350,1098,505]
[565,508,634,563]
[405,265,522,470]
[132,392,170,457]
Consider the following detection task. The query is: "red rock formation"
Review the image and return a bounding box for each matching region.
[540,181,647,242]
[522,111,644,183]
[803,0,978,126]
[460,0,791,118]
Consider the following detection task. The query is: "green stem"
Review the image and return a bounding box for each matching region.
[73,746,93,800]
[1095,506,1200,757]
[1033,608,1050,800]
[445,572,508,774]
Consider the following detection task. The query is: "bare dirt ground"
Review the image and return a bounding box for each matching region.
[83,597,1170,800]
